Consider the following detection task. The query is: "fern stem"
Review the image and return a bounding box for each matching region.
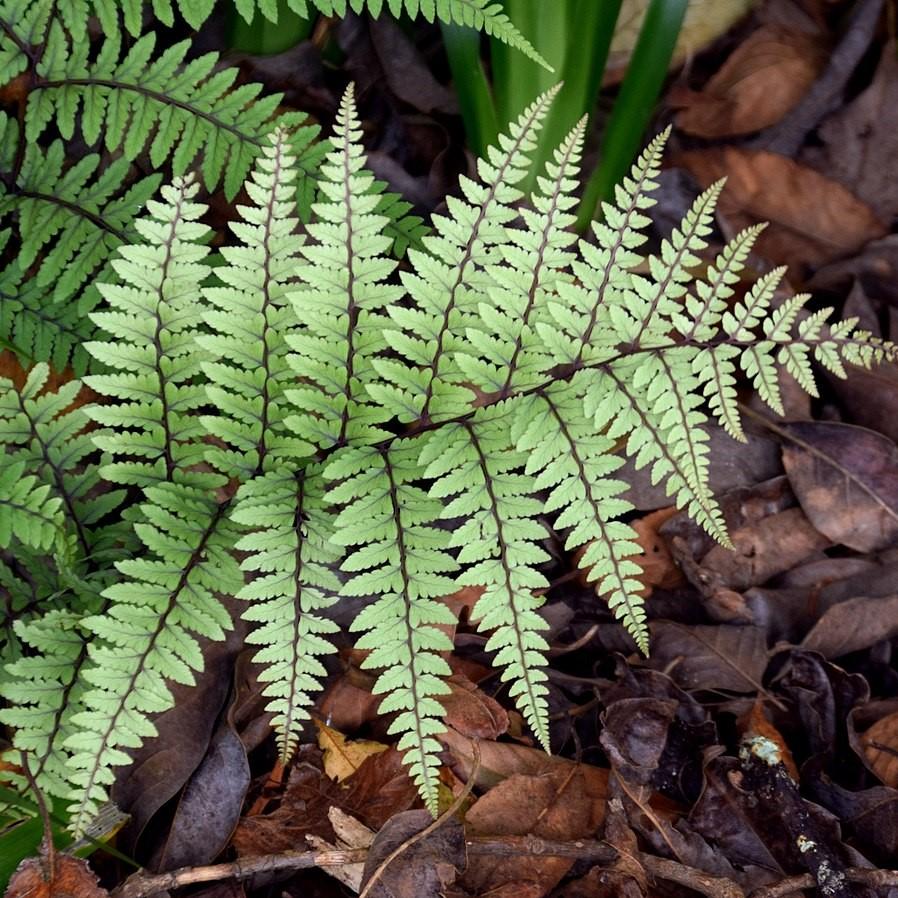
[11,189,127,241]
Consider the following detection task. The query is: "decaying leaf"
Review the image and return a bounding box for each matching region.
[780,421,898,552]
[673,24,825,137]
[439,674,509,740]
[857,711,898,787]
[677,147,887,270]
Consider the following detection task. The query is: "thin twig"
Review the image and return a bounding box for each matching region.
[749,0,885,156]
[357,741,481,898]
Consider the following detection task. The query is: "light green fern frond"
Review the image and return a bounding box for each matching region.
[368,86,557,424]
[0,461,62,552]
[287,85,402,449]
[233,466,341,761]
[327,440,457,813]
[420,411,551,747]
[84,176,217,491]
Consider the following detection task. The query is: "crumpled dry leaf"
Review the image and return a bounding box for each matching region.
[676,147,887,270]
[600,698,678,786]
[316,721,388,782]
[806,42,898,222]
[630,507,686,595]
[5,854,108,898]
[780,421,898,552]
[232,745,419,857]
[672,24,826,137]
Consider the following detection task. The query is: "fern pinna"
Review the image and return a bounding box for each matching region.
[1,84,894,833]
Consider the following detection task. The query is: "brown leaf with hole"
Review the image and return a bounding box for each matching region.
[780,421,898,552]
[673,25,825,137]
[676,148,886,270]
[5,855,108,898]
[859,711,898,787]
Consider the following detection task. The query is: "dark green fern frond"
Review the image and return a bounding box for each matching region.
[0,120,161,308]
[28,26,288,199]
[233,0,549,69]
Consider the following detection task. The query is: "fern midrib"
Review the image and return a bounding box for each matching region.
[71,500,228,831]
[419,93,553,423]
[336,129,359,448]
[382,448,432,779]
[498,131,581,399]
[463,421,544,739]
[12,189,127,241]
[152,189,189,482]
[576,154,660,360]
[36,78,264,146]
[280,471,307,762]
[543,394,641,627]
[253,142,286,469]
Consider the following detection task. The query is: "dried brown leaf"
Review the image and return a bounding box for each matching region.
[780,421,898,552]
[676,148,886,269]
[801,594,898,658]
[5,855,107,898]
[673,25,825,137]
[859,711,898,787]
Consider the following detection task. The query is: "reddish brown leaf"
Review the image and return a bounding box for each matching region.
[673,25,826,137]
[439,674,509,740]
[676,148,886,270]
[5,855,108,898]
[801,595,898,659]
[739,700,799,781]
[859,711,898,787]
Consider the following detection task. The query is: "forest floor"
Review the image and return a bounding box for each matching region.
[8,1,898,897]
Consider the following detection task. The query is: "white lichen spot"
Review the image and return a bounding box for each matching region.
[739,735,782,766]
[797,834,816,853]
[816,859,847,896]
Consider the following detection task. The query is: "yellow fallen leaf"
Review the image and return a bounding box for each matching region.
[315,721,388,782]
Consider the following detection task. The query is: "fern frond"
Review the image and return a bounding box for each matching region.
[0,123,162,306]
[327,441,457,813]
[514,385,647,652]
[199,128,314,481]
[66,484,241,835]
[28,25,286,199]
[84,176,219,491]
[420,410,551,747]
[233,466,340,761]
[456,117,585,395]
[0,0,46,85]
[287,85,402,449]
[369,86,557,424]
[0,364,125,564]
[0,460,62,551]
[232,0,549,69]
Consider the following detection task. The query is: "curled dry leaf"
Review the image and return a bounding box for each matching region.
[673,25,826,138]
[858,711,898,787]
[739,700,799,780]
[676,148,887,270]
[630,507,686,595]
[780,421,898,552]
